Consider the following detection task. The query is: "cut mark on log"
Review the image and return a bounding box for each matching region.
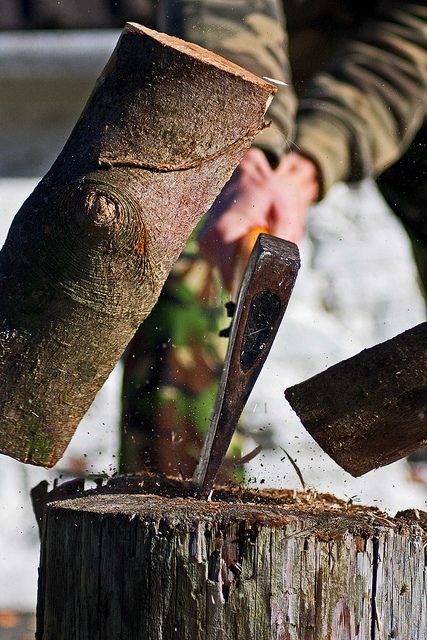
[97,127,264,173]
[125,22,277,93]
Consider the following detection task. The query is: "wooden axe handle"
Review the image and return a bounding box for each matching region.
[232,226,270,298]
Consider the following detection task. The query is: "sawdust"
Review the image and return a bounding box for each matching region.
[46,473,427,538]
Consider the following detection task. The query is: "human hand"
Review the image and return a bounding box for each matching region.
[198,147,275,290]
[270,151,320,243]
[198,148,320,290]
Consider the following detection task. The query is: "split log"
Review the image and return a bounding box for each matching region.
[0,23,274,466]
[285,322,427,476]
[36,476,427,639]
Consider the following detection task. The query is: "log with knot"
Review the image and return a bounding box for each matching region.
[0,23,275,466]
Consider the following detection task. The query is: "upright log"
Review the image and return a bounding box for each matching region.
[36,477,427,639]
[0,24,274,466]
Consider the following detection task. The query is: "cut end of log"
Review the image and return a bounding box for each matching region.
[124,22,277,97]
[40,472,427,533]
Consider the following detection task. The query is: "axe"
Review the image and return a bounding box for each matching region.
[193,232,300,496]
[285,322,427,476]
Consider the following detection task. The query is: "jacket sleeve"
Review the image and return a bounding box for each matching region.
[295,2,427,196]
[157,0,297,163]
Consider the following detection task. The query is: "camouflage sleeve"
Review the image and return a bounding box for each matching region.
[157,0,296,163]
[295,2,427,196]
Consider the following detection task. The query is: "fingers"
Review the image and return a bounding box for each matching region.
[267,163,316,242]
[198,149,319,289]
[268,202,306,244]
[277,152,320,198]
[215,204,270,245]
[240,147,273,182]
[269,152,320,242]
[198,225,236,291]
[207,155,274,245]
[198,151,275,289]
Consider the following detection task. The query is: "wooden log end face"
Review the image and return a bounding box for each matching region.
[123,22,277,95]
[285,322,427,477]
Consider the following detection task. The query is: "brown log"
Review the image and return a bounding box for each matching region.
[0,23,274,466]
[285,322,427,476]
[36,475,427,639]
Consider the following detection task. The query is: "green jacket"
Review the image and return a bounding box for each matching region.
[158,1,427,197]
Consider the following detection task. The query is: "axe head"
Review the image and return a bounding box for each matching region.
[193,234,300,496]
[285,322,427,476]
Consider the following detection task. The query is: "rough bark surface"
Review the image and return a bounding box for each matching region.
[0,23,274,466]
[285,322,427,476]
[36,476,427,639]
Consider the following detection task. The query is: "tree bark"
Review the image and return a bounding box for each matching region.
[285,322,427,476]
[36,476,427,640]
[0,23,274,467]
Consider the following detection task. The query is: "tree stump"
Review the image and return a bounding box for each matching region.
[36,476,427,639]
[0,23,274,467]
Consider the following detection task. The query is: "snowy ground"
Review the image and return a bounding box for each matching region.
[0,177,426,610]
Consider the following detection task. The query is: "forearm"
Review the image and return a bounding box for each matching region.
[158,0,297,162]
[295,1,427,196]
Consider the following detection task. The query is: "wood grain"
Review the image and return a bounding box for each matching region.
[36,484,427,639]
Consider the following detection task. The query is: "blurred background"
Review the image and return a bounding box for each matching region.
[0,1,426,637]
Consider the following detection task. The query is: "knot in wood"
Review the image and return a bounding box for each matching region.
[27,178,152,316]
[86,190,119,227]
